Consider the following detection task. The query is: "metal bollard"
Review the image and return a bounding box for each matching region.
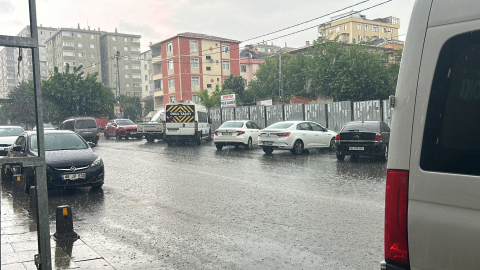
[29,186,37,210]
[12,173,24,195]
[53,205,79,240]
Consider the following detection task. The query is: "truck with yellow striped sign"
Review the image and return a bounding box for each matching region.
[163,100,210,145]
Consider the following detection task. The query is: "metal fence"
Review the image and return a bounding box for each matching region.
[208,98,393,131]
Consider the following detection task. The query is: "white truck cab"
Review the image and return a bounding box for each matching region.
[382,1,480,269]
[163,100,210,145]
[137,110,165,142]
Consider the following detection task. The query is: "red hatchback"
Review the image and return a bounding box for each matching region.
[104,119,142,140]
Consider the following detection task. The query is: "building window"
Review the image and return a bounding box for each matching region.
[131,47,140,52]
[357,24,362,30]
[125,74,130,78]
[343,24,347,30]
[90,44,94,48]
[126,83,130,87]
[78,43,83,47]
[125,65,129,69]
[124,46,128,51]
[222,44,229,53]
[145,85,149,92]
[169,96,175,103]
[131,38,140,42]
[222,61,230,70]
[91,63,95,67]
[144,64,147,70]
[113,45,117,50]
[217,78,220,82]
[207,84,212,88]
[241,65,247,72]
[145,75,148,81]
[206,67,211,71]
[365,24,370,31]
[134,92,142,97]
[91,53,96,58]
[63,51,75,56]
[191,58,199,69]
[62,31,74,37]
[167,42,173,52]
[112,36,117,41]
[131,56,139,60]
[123,37,127,42]
[132,74,141,79]
[192,94,199,103]
[334,26,340,33]
[90,34,94,39]
[168,78,175,88]
[383,27,387,33]
[328,29,332,34]
[190,41,198,51]
[373,25,379,32]
[77,33,82,38]
[133,83,141,87]
[358,35,363,42]
[191,77,200,86]
[62,41,74,47]
[168,60,173,70]
[132,65,140,70]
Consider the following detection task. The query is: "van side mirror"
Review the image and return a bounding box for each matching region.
[12,145,23,152]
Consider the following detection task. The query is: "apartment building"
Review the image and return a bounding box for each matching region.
[45,26,141,97]
[0,25,56,98]
[318,11,400,44]
[150,32,241,108]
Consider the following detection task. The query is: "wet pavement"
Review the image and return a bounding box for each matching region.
[2,137,387,269]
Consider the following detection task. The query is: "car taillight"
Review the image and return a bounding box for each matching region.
[214,130,218,136]
[96,133,100,137]
[236,131,245,136]
[375,133,382,142]
[335,134,340,142]
[276,132,290,137]
[259,133,264,136]
[385,169,409,268]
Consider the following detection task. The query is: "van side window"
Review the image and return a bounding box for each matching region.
[64,121,74,131]
[421,30,480,176]
[197,111,207,123]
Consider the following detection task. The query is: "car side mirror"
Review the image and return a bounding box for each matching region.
[88,142,96,148]
[12,145,23,152]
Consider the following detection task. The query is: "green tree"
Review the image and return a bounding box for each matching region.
[42,64,115,123]
[120,95,142,122]
[199,85,234,108]
[0,80,36,129]
[142,98,154,118]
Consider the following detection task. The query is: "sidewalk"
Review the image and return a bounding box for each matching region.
[1,188,115,270]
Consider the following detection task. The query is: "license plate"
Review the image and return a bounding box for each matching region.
[130,132,137,135]
[349,147,364,151]
[222,132,232,135]
[83,131,92,134]
[263,141,273,145]
[62,173,86,181]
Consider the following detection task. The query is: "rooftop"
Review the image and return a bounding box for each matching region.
[151,32,241,47]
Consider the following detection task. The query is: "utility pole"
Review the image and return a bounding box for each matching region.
[278,47,283,104]
[114,51,120,98]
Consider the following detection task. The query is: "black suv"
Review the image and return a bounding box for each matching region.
[59,117,99,144]
[335,121,390,161]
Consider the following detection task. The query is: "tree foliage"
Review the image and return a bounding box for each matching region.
[248,40,401,102]
[120,95,142,122]
[199,75,256,108]
[41,64,115,123]
[0,80,36,129]
[142,98,154,118]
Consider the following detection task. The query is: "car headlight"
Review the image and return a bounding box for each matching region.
[91,156,103,167]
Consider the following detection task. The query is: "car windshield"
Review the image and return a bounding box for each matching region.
[117,120,135,125]
[75,119,97,129]
[0,127,24,137]
[341,122,380,133]
[151,111,164,122]
[30,133,88,151]
[266,123,294,129]
[219,122,244,128]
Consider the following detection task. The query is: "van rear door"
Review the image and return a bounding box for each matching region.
[407,9,480,269]
[165,104,195,136]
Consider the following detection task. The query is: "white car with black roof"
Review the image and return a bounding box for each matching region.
[213,120,261,150]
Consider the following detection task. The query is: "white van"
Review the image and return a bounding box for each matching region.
[163,100,210,145]
[382,1,480,269]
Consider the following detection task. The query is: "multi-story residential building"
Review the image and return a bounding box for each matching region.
[318,11,400,44]
[45,26,141,97]
[150,32,241,108]
[240,58,264,89]
[0,48,17,98]
[100,30,142,97]
[0,25,56,98]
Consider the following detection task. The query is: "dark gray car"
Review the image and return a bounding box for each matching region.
[59,117,99,144]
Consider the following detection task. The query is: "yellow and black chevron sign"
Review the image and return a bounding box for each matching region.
[166,105,195,122]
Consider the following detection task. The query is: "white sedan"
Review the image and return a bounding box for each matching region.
[258,121,337,155]
[213,120,261,150]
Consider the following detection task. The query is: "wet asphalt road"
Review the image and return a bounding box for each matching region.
[3,136,387,269]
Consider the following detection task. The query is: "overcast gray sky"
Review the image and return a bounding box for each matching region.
[1,0,415,52]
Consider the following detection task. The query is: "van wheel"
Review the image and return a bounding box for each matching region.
[263,147,273,154]
[336,153,345,161]
[215,144,223,150]
[291,140,304,155]
[196,132,202,145]
[245,138,253,150]
[146,135,155,142]
[104,131,109,140]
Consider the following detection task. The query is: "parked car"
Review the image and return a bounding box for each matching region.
[213,120,261,150]
[0,126,24,157]
[258,121,336,155]
[33,123,55,130]
[7,130,104,193]
[59,117,100,145]
[381,1,480,269]
[334,121,390,161]
[104,119,141,140]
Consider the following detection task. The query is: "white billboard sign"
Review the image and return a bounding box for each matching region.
[221,94,236,108]
[260,99,273,106]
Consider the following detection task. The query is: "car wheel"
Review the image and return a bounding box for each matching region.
[329,137,336,151]
[146,135,155,142]
[215,144,223,150]
[245,137,253,150]
[196,132,202,145]
[336,153,345,161]
[91,183,103,189]
[166,140,172,146]
[104,131,109,140]
[263,147,273,154]
[291,140,304,155]
[380,145,388,162]
[351,155,359,162]
[115,132,121,140]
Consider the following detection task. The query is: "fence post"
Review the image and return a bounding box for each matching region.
[350,101,354,121]
[325,103,329,129]
[380,100,384,121]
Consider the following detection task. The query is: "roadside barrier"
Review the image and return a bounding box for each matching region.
[53,205,79,240]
